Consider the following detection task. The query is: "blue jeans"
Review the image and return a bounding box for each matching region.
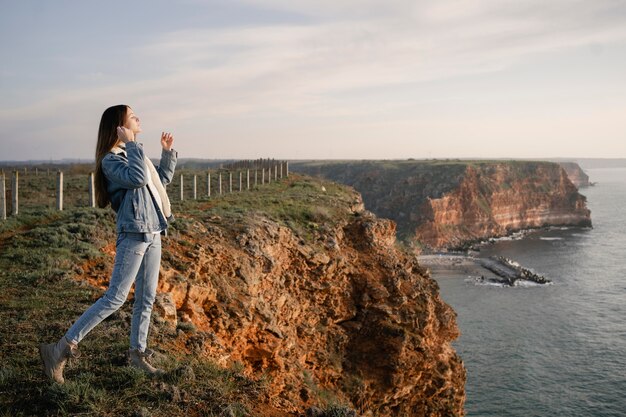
[65,231,162,351]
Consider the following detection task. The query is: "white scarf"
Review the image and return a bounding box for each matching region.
[111,145,172,220]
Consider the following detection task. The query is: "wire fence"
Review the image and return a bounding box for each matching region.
[0,161,289,220]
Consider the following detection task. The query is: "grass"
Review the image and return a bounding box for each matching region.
[0,172,362,416]
[169,173,358,247]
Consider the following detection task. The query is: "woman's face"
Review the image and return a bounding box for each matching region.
[123,108,142,135]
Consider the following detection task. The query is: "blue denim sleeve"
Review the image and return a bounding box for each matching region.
[102,142,148,189]
[155,147,177,186]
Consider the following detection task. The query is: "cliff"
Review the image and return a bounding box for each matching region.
[292,160,591,251]
[73,174,466,416]
[558,162,591,188]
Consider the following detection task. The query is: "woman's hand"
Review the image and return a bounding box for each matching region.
[161,132,174,151]
[117,126,135,143]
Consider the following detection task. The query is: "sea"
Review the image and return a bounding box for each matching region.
[429,168,626,417]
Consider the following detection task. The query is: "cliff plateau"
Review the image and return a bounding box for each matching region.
[292,161,591,251]
[84,175,466,416]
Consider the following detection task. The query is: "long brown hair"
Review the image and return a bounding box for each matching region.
[95,105,129,208]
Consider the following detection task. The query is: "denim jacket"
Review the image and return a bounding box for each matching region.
[102,141,177,235]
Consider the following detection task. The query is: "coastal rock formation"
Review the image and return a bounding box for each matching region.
[558,162,591,188]
[103,176,464,416]
[292,161,591,251]
[415,163,591,249]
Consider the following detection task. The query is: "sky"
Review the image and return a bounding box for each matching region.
[1,0,626,161]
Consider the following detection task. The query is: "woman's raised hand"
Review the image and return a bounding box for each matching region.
[117,126,135,143]
[161,132,174,151]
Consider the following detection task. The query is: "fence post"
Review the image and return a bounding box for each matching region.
[246,169,250,190]
[0,173,6,220]
[193,175,197,200]
[88,172,95,208]
[35,167,38,176]
[207,172,211,197]
[262,169,265,185]
[12,171,18,216]
[180,174,184,201]
[56,171,63,211]
[274,165,278,181]
[219,173,222,195]
[239,171,242,192]
[254,170,258,186]
[229,172,233,193]
[280,163,283,179]
[286,161,289,177]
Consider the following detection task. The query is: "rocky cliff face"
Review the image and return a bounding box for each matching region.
[86,175,466,416]
[416,163,591,249]
[292,161,592,251]
[558,162,591,188]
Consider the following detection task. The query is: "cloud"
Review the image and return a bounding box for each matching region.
[125,0,626,115]
[2,0,626,159]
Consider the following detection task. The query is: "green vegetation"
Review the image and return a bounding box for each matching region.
[0,172,358,416]
[170,173,359,245]
[293,158,555,169]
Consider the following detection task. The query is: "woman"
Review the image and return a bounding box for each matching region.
[39,105,177,383]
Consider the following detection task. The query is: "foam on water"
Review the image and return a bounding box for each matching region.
[464,276,553,288]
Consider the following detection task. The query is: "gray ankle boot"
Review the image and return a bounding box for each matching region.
[39,336,81,384]
[128,348,163,375]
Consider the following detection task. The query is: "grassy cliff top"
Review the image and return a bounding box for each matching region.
[291,158,557,168]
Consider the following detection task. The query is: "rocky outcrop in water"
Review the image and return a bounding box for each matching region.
[478,256,550,286]
[293,161,591,251]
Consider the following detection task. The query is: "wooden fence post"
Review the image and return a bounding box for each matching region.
[280,163,283,179]
[239,171,242,192]
[12,171,18,216]
[246,169,250,190]
[274,165,278,181]
[286,161,289,177]
[262,169,265,185]
[207,172,211,197]
[255,170,258,186]
[0,173,6,220]
[193,175,197,200]
[180,174,184,201]
[88,172,95,208]
[219,173,223,195]
[229,172,233,193]
[56,171,63,211]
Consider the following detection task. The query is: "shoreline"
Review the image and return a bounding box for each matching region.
[428,224,592,253]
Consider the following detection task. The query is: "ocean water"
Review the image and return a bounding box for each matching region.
[431,168,626,417]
